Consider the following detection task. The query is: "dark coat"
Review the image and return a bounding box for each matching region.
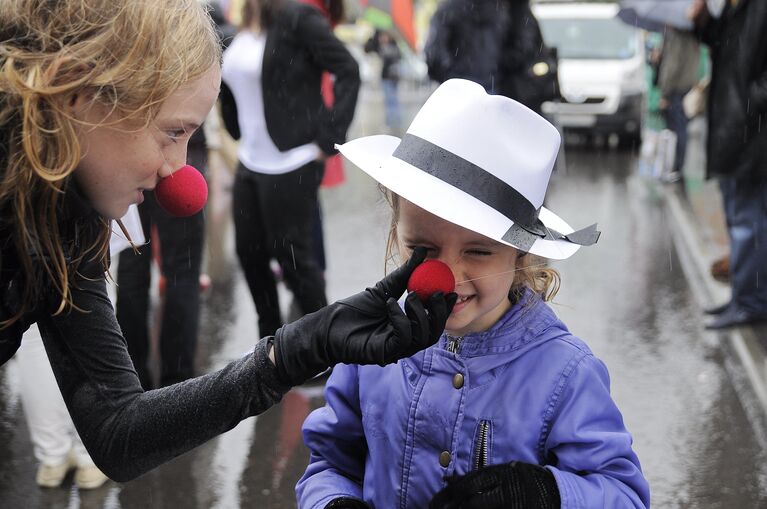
[496,2,549,112]
[424,0,509,92]
[699,0,767,181]
[423,0,551,112]
[221,0,360,156]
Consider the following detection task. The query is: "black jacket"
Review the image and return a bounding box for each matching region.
[698,0,767,181]
[496,2,550,111]
[424,0,509,92]
[221,0,360,156]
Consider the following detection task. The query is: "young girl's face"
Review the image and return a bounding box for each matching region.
[72,64,221,219]
[397,199,520,336]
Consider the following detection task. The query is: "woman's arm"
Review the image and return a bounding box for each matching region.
[37,275,291,482]
[297,363,368,509]
[296,7,360,155]
[36,245,448,482]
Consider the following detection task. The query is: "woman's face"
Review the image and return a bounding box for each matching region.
[397,199,520,337]
[72,64,221,219]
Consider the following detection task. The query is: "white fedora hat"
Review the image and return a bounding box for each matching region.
[337,79,599,259]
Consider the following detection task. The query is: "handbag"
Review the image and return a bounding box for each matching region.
[683,76,709,119]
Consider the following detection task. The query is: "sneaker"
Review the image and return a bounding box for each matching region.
[36,454,75,488]
[74,464,109,490]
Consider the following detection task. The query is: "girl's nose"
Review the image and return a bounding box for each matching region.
[438,256,462,285]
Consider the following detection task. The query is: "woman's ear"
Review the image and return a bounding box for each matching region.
[65,89,94,119]
[65,88,112,128]
[46,57,94,116]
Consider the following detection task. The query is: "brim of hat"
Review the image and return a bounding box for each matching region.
[337,135,581,260]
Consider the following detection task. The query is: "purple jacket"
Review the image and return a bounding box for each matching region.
[298,292,650,508]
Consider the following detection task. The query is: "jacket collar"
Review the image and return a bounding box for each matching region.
[438,288,564,357]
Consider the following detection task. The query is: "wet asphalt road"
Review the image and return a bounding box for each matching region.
[1,83,767,508]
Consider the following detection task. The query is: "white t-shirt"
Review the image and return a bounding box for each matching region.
[222,31,320,175]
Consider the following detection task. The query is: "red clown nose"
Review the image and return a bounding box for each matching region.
[407,259,456,302]
[155,165,208,217]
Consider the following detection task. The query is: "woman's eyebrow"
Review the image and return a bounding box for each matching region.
[179,121,201,133]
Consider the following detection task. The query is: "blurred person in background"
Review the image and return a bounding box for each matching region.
[424,0,551,115]
[496,0,552,115]
[365,29,403,133]
[297,0,350,312]
[17,326,109,490]
[656,26,700,182]
[424,0,508,93]
[690,0,767,329]
[220,0,360,338]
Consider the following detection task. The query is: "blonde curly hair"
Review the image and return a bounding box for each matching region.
[0,0,220,326]
[382,188,561,303]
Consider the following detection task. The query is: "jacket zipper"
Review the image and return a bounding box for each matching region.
[446,334,464,354]
[474,420,490,470]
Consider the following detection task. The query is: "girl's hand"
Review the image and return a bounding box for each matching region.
[429,461,560,509]
[324,497,371,509]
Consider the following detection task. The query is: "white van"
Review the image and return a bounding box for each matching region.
[532,2,647,145]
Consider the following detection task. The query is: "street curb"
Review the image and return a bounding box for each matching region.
[661,184,767,440]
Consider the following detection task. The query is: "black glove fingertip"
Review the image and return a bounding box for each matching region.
[405,291,431,348]
[405,290,422,306]
[408,245,427,267]
[376,247,428,299]
[445,292,458,313]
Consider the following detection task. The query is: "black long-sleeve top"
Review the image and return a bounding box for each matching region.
[0,185,291,481]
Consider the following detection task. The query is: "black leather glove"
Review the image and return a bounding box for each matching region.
[273,247,457,386]
[429,461,561,509]
[325,497,371,509]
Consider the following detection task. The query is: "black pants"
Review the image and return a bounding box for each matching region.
[116,152,206,389]
[232,161,327,338]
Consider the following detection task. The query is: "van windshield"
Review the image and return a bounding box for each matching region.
[538,17,637,60]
